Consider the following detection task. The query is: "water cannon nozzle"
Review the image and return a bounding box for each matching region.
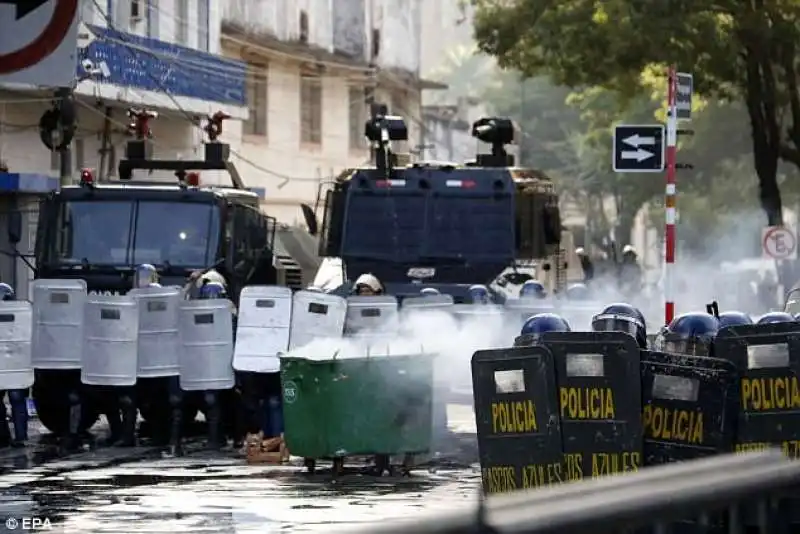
[205,111,230,142]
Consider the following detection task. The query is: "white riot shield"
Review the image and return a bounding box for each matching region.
[129,286,181,378]
[401,294,454,312]
[31,279,87,370]
[81,295,139,386]
[288,291,347,350]
[345,296,399,338]
[0,301,34,390]
[234,285,292,372]
[179,299,235,391]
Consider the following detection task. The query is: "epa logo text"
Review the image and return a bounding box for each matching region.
[5,517,52,530]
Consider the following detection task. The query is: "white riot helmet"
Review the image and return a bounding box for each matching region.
[197,269,227,289]
[622,244,637,256]
[353,273,383,295]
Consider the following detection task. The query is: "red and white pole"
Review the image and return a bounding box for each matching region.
[664,67,678,325]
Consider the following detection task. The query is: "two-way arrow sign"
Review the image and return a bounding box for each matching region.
[612,124,665,173]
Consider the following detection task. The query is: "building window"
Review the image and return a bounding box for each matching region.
[129,0,143,31]
[244,64,268,137]
[349,86,367,150]
[300,75,322,145]
[74,138,85,171]
[197,0,209,51]
[175,0,188,45]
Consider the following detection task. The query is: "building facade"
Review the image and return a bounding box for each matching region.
[0,0,249,297]
[220,0,438,225]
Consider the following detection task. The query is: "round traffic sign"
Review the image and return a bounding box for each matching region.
[763,226,797,259]
[0,0,79,75]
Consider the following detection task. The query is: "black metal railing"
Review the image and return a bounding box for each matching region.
[343,451,800,534]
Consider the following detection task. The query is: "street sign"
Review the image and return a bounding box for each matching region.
[676,73,693,120]
[612,125,665,173]
[762,226,797,260]
[0,0,79,86]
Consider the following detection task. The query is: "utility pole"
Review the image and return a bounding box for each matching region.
[98,106,113,181]
[55,88,75,187]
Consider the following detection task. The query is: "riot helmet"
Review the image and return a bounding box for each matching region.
[591,303,647,348]
[0,283,15,301]
[565,283,590,301]
[514,313,571,347]
[420,287,440,296]
[757,311,795,325]
[468,284,490,304]
[520,280,546,299]
[353,273,383,296]
[198,281,228,300]
[663,312,719,356]
[134,263,159,289]
[718,311,754,328]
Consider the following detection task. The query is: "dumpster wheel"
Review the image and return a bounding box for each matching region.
[373,454,391,476]
[304,458,316,474]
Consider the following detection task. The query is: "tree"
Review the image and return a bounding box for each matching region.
[470,0,800,225]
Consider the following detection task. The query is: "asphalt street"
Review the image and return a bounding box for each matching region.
[0,405,480,533]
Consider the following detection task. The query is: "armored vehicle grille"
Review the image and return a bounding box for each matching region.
[276,254,304,290]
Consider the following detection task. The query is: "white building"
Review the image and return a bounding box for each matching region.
[220,0,441,225]
[0,0,250,296]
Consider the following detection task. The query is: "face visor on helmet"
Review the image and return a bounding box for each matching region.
[591,314,642,337]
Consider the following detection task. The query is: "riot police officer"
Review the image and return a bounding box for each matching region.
[718,311,754,328]
[591,303,647,349]
[659,312,719,356]
[513,313,571,347]
[619,245,643,294]
[519,280,547,300]
[196,281,232,449]
[757,311,795,324]
[0,283,28,448]
[468,284,491,304]
[353,273,384,296]
[132,264,185,455]
[565,283,591,301]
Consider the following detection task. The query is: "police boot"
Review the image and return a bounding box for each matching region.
[0,402,12,449]
[204,391,223,450]
[61,391,84,452]
[9,390,28,448]
[116,393,137,447]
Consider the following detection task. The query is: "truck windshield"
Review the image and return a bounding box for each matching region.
[51,199,220,267]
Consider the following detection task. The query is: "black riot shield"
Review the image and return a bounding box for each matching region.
[641,350,738,465]
[715,322,800,458]
[471,346,563,494]
[540,331,643,481]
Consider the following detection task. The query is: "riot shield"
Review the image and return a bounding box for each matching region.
[344,295,399,337]
[81,295,139,387]
[715,322,800,458]
[129,286,181,378]
[31,279,87,370]
[401,294,454,312]
[640,350,737,465]
[178,299,235,392]
[0,301,34,390]
[472,346,563,494]
[541,331,642,479]
[288,291,347,350]
[234,285,292,372]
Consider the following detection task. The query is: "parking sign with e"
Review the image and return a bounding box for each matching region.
[762,226,797,260]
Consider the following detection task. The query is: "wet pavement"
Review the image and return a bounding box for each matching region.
[0,405,480,533]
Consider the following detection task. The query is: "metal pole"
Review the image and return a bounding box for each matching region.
[665,67,678,324]
[55,88,73,187]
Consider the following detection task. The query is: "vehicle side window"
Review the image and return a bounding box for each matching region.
[231,204,250,264]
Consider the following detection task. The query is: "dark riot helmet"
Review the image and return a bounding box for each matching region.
[520,279,546,299]
[591,303,647,348]
[565,283,590,301]
[718,311,754,328]
[468,284,491,304]
[662,312,720,356]
[0,283,15,301]
[514,313,571,347]
[757,311,795,325]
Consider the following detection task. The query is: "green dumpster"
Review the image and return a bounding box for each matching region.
[280,352,434,460]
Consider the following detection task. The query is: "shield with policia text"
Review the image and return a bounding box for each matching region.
[541,331,643,481]
[714,322,800,458]
[640,349,738,465]
[471,346,563,495]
